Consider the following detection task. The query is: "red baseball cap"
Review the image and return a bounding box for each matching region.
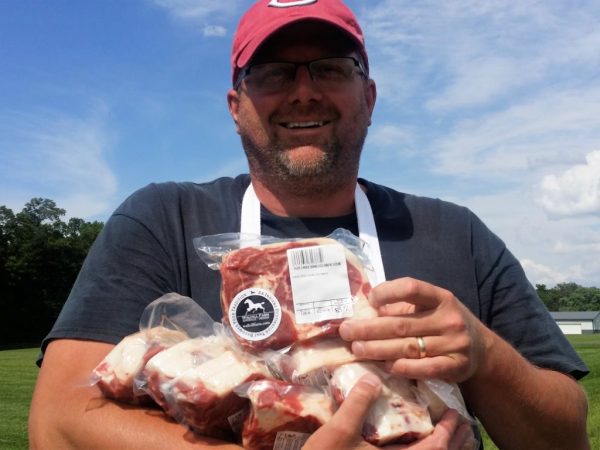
[231,0,368,85]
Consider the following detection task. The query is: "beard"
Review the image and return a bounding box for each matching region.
[239,112,369,197]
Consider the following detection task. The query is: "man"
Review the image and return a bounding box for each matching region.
[29,1,590,449]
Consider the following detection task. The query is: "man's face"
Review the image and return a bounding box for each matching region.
[228,22,377,195]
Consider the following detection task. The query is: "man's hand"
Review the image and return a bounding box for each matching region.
[302,373,472,450]
[339,277,487,383]
[302,373,381,450]
[396,409,474,450]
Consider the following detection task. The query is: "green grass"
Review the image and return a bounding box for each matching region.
[0,347,39,450]
[1,336,598,450]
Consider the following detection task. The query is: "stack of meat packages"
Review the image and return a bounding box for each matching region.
[92,233,475,449]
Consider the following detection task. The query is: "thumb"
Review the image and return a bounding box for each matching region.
[331,373,382,432]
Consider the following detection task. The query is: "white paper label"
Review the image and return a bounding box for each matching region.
[227,408,246,435]
[287,244,353,324]
[273,431,311,450]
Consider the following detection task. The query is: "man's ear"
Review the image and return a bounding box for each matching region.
[227,89,241,134]
[365,79,377,126]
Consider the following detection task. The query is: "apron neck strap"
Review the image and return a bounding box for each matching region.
[240,182,386,286]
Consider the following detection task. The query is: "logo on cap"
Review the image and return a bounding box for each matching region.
[268,0,318,7]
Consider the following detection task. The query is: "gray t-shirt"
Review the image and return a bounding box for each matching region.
[41,174,588,381]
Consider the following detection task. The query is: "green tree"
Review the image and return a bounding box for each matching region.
[0,199,103,346]
[536,284,560,311]
[536,283,600,312]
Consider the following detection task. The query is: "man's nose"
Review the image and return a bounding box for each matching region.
[287,65,323,102]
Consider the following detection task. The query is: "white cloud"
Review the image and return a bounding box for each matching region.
[203,25,226,37]
[440,186,600,288]
[152,0,243,36]
[152,0,237,20]
[429,86,600,182]
[368,124,416,157]
[537,150,600,218]
[361,0,600,110]
[520,258,579,287]
[0,106,118,219]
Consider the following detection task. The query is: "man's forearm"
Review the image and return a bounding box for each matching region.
[31,396,242,450]
[29,339,243,450]
[461,326,589,450]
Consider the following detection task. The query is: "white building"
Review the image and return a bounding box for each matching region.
[550,311,600,335]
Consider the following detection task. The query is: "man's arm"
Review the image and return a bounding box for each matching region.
[29,339,242,450]
[339,277,590,450]
[461,325,589,450]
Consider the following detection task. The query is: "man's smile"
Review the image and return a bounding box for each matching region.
[281,120,329,129]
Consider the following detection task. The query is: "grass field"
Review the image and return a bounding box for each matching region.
[1,336,598,449]
[0,347,39,450]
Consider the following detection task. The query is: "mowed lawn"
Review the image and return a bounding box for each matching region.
[1,335,599,450]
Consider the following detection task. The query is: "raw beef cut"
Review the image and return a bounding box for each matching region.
[92,326,188,404]
[220,237,376,352]
[169,350,270,439]
[241,380,335,450]
[331,362,434,445]
[142,333,235,415]
[272,337,358,385]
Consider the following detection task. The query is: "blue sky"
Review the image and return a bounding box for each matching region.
[1,0,599,287]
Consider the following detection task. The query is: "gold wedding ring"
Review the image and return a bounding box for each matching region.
[416,336,427,359]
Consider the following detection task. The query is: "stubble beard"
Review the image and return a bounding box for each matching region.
[240,104,369,197]
[241,130,366,197]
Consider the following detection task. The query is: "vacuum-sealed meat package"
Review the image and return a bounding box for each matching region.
[92,326,188,404]
[331,362,434,445]
[163,344,270,439]
[91,293,215,404]
[238,380,335,450]
[137,301,271,439]
[141,333,233,415]
[195,228,377,352]
[268,336,358,385]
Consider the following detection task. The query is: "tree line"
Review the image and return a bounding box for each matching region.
[1,198,103,346]
[536,283,600,312]
[1,198,599,346]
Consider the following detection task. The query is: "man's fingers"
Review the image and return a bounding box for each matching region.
[329,373,381,433]
[386,356,467,381]
[369,278,449,309]
[346,335,459,361]
[449,423,475,450]
[339,316,431,341]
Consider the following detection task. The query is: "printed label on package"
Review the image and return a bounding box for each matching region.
[287,243,353,324]
[273,431,311,450]
[227,408,247,435]
[228,288,282,341]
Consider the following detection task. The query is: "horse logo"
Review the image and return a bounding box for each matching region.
[244,298,265,314]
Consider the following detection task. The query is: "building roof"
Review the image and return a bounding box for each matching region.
[550,311,600,321]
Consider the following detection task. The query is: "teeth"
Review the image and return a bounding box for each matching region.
[285,121,324,129]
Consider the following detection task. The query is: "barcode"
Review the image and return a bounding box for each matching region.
[290,246,325,268]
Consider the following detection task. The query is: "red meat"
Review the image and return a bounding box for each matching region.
[220,237,376,352]
[169,350,269,440]
[92,327,188,404]
[331,362,434,445]
[241,380,334,450]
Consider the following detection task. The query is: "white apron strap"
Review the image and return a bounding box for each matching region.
[240,182,386,286]
[240,182,262,240]
[354,184,386,287]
